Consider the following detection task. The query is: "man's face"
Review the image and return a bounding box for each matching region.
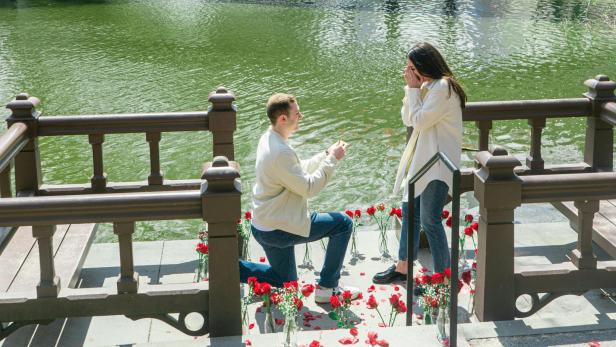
[285,102,303,132]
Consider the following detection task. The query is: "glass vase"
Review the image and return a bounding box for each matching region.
[423,308,434,325]
[193,257,208,282]
[264,309,276,334]
[301,243,313,268]
[350,230,360,259]
[378,229,390,258]
[436,306,450,345]
[280,315,298,347]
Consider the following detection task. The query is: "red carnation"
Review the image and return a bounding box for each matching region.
[462,270,472,285]
[388,207,397,216]
[196,242,209,254]
[367,206,376,216]
[394,208,402,218]
[255,282,271,296]
[464,227,473,236]
[471,222,479,231]
[270,292,282,304]
[301,283,315,297]
[431,272,444,285]
[350,327,358,336]
[330,294,341,308]
[465,214,474,223]
[446,216,452,227]
[444,267,452,279]
[345,210,354,218]
[388,293,400,306]
[294,297,303,310]
[342,290,353,301]
[396,300,408,313]
[366,294,378,309]
[441,210,450,219]
[354,209,361,218]
[244,211,252,220]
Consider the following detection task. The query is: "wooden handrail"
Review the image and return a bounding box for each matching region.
[0,123,29,173]
[37,112,209,136]
[600,101,616,125]
[520,172,616,203]
[463,98,591,121]
[0,190,202,226]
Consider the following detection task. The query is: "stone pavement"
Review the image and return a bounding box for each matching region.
[2,203,616,346]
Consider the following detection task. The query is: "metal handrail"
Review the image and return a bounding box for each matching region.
[406,151,461,347]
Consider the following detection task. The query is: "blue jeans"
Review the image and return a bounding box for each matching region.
[239,212,353,288]
[399,180,451,272]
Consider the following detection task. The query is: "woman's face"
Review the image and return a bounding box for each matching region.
[406,59,423,80]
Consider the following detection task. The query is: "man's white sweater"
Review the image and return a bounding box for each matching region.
[252,127,339,237]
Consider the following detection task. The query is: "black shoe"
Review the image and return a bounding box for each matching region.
[372,264,407,284]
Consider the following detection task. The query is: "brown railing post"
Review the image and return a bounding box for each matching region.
[146,132,163,185]
[114,222,139,294]
[473,147,521,321]
[208,87,236,160]
[570,200,599,269]
[476,120,492,152]
[201,156,241,337]
[89,134,107,192]
[0,162,11,198]
[32,225,61,297]
[5,93,42,196]
[584,75,616,172]
[526,117,546,172]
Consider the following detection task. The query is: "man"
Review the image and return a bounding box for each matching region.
[239,93,360,304]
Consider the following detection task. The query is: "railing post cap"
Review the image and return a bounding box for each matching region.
[6,93,41,119]
[475,147,521,180]
[584,75,616,100]
[208,87,235,106]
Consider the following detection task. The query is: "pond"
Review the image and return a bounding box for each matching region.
[1,0,615,241]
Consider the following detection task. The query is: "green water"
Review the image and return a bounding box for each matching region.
[0,0,615,242]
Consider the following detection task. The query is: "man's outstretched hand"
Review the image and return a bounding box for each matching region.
[328,140,347,160]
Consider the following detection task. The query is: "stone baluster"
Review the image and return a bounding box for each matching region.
[473,146,522,321]
[570,200,599,269]
[114,222,139,294]
[89,134,107,192]
[526,117,546,172]
[146,132,163,185]
[201,156,241,337]
[33,225,61,297]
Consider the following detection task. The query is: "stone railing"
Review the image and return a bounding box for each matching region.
[0,88,242,339]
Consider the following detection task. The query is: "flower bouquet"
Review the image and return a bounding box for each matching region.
[194,231,209,282]
[365,292,407,327]
[345,209,362,259]
[247,277,276,333]
[329,290,360,328]
[276,281,314,347]
[366,203,398,258]
[237,211,252,260]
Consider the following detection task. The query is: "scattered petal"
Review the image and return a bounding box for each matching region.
[310,341,323,347]
[378,322,387,327]
[275,318,285,325]
[589,341,601,347]
[338,337,359,344]
[360,272,366,276]
[350,327,359,336]
[244,339,252,346]
[376,339,389,347]
[367,285,376,293]
[249,323,254,330]
[314,326,321,330]
[393,286,400,291]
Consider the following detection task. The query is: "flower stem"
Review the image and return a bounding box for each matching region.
[375,307,387,327]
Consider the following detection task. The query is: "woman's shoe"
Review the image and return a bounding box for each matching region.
[372,264,407,284]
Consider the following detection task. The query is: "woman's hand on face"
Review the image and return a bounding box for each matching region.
[404,66,422,88]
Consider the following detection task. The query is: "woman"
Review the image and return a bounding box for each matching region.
[373,42,466,284]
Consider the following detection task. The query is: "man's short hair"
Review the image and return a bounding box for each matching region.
[266,93,296,125]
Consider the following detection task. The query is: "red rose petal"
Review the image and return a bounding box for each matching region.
[249,323,254,329]
[367,285,376,292]
[338,337,359,344]
[378,322,387,327]
[350,327,358,336]
[245,339,252,346]
[589,341,601,347]
[275,318,285,325]
[360,272,365,276]
[314,326,321,330]
[376,339,389,347]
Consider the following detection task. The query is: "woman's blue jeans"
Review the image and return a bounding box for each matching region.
[239,211,352,288]
[399,180,451,272]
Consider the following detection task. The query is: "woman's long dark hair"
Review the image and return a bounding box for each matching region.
[407,42,467,108]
